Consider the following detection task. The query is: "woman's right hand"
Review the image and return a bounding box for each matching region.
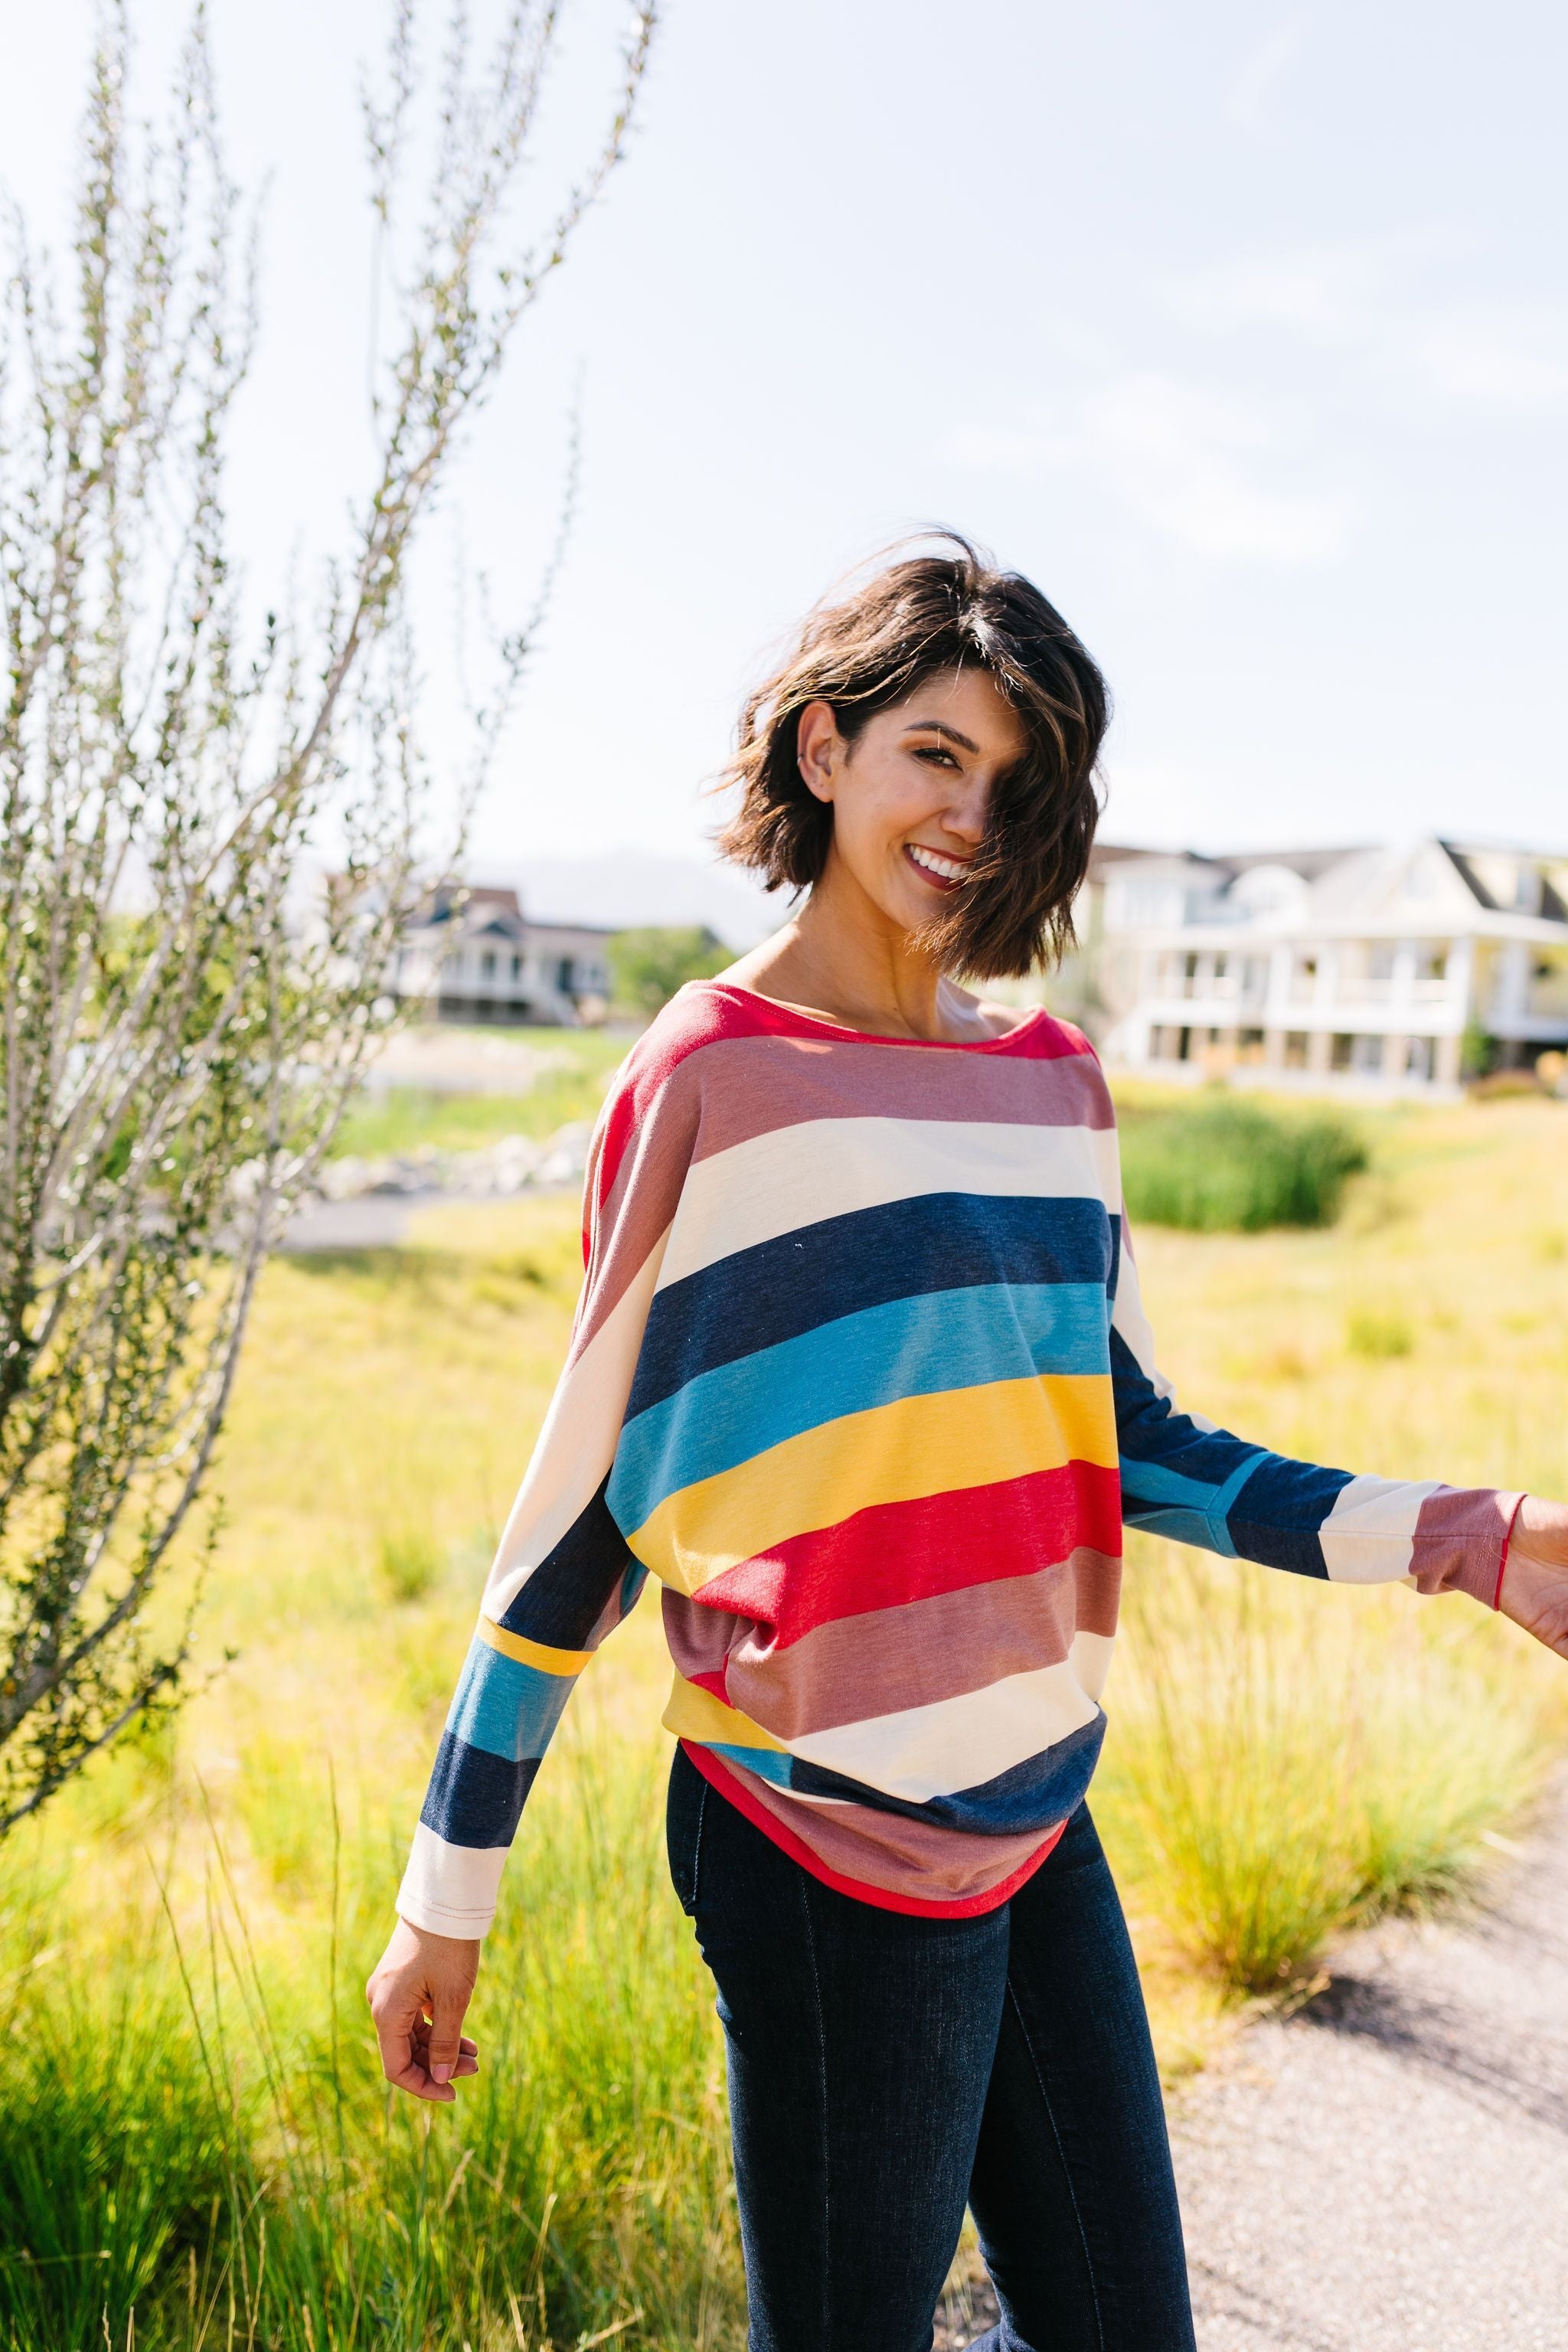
[366,1917,482,2102]
[1500,1494,1568,1662]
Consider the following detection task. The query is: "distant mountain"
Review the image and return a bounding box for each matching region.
[488,851,786,949]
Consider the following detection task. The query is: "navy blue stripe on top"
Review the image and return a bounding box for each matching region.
[630,1190,1116,1419]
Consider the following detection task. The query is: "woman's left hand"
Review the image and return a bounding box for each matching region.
[1499,1496,1568,1660]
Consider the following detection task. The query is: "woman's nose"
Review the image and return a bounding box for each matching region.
[943,786,989,846]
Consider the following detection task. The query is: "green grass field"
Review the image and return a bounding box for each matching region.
[5,1092,1566,2347]
[329,1027,631,1160]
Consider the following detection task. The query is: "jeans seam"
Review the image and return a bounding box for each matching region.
[690,1775,708,1913]
[1004,1978,1107,2352]
[796,1867,831,2347]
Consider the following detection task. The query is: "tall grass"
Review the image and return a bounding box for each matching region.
[1096,1553,1556,1991]
[4,1741,741,2352]
[1119,1095,1368,1231]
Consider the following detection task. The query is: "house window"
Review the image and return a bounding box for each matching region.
[1283,1032,1309,1068]
[480,949,496,980]
[557,956,576,994]
[1406,1036,1436,1080]
[1331,1034,1355,1071]
[1176,1026,1192,1062]
[510,953,522,981]
[1237,1027,1266,1063]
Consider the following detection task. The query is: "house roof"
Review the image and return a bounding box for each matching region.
[1089,841,1368,885]
[1098,835,1568,946]
[409,885,616,941]
[1439,840,1568,920]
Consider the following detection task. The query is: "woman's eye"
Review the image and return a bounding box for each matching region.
[913,746,958,769]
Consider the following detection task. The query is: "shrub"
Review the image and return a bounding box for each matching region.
[1119,1097,1368,1232]
[1347,1310,1414,1359]
[608,928,731,1015]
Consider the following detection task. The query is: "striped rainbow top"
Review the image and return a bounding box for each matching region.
[398,982,1521,1932]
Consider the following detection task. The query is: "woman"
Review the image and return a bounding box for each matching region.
[368,538,1568,2352]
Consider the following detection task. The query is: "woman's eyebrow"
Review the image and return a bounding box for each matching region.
[902,720,980,753]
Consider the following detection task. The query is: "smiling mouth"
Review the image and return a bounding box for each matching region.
[904,843,971,891]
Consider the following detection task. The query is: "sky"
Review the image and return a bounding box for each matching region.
[2,0,1566,889]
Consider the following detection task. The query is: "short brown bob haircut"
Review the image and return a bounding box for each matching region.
[716,534,1109,981]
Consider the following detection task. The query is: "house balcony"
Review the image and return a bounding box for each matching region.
[1526,971,1568,1021]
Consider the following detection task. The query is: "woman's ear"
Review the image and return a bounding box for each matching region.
[796,700,841,805]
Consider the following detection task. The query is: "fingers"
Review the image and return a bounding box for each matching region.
[425,1983,473,2089]
[365,1924,484,2104]
[372,2016,479,2098]
[374,2004,456,2103]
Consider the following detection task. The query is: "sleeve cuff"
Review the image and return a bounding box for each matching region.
[396,1822,506,1939]
[1410,1488,1526,1609]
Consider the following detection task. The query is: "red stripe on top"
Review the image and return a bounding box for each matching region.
[1493,1491,1528,1612]
[682,1742,1067,1918]
[694,1462,1123,1648]
[590,987,744,1225]
[693,983,1087,1060]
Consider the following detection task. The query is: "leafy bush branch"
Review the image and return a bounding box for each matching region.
[0,0,656,1831]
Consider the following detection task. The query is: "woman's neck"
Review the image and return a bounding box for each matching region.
[720,864,999,1044]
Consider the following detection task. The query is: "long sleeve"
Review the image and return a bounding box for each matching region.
[1109,1202,1522,1601]
[396,1035,703,1939]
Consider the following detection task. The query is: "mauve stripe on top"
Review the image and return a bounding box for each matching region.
[682,1027,1114,1162]
[673,1560,1089,1740]
[690,1743,1065,1911]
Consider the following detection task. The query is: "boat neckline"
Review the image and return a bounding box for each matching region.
[688,979,1054,1054]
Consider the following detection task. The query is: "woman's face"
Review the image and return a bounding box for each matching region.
[796,667,1027,939]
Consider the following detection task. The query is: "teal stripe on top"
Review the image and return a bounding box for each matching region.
[1118,1448,1268,1559]
[446,1637,578,1762]
[608,1279,1109,1530]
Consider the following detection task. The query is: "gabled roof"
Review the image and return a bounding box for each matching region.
[406,884,614,942]
[1438,839,1568,920]
[1089,842,1367,886]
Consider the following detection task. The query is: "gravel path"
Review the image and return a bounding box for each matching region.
[1174,1772,1568,2351]
[936,1772,1568,2350]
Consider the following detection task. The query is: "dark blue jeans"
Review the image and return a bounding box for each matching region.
[667,1746,1195,2352]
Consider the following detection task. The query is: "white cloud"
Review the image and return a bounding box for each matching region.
[950,372,1350,567]
[1170,240,1415,343]
[1403,309,1568,414]
[1223,18,1312,138]
[1168,240,1568,417]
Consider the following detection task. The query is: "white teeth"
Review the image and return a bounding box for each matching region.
[907,844,969,881]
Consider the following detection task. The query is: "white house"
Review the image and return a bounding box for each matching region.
[392,887,614,1027]
[1082,839,1568,1098]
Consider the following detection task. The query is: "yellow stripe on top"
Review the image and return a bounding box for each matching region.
[662,1673,789,1753]
[626,1372,1118,1594]
[475,1616,595,1676]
